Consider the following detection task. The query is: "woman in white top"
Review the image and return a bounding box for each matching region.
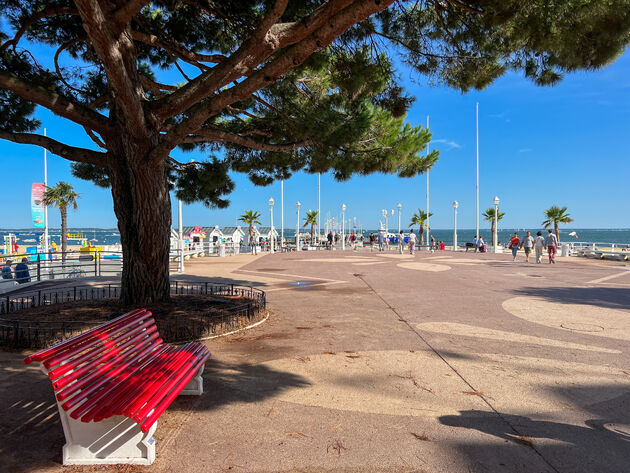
[534,231,545,264]
[408,230,417,255]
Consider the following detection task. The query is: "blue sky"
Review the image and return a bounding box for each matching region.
[1,43,628,230]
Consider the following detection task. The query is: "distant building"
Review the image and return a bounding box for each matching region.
[222,226,245,244]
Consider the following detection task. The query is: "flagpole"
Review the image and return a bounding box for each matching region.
[476,103,479,241]
[281,179,284,247]
[44,128,49,254]
[317,173,321,244]
[426,115,430,246]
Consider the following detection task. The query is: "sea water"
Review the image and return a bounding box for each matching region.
[2,227,629,247]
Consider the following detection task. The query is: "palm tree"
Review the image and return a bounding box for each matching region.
[238,210,261,246]
[303,210,319,245]
[542,206,573,242]
[43,182,80,263]
[410,209,432,247]
[482,207,506,241]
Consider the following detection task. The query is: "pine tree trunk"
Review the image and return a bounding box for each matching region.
[109,152,171,305]
[61,208,67,263]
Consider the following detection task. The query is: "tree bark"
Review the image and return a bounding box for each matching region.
[61,207,67,263]
[109,147,171,305]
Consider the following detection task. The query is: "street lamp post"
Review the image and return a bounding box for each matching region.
[280,180,284,249]
[453,201,458,251]
[178,196,184,272]
[296,201,301,250]
[341,204,346,250]
[269,197,275,254]
[493,196,500,253]
[397,203,402,234]
[381,209,388,234]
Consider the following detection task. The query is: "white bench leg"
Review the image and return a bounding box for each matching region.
[180,364,204,395]
[57,406,157,465]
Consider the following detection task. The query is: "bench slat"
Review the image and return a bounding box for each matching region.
[24,308,147,364]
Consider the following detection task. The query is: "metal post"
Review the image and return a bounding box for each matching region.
[281,180,284,249]
[476,102,480,243]
[317,173,321,245]
[453,201,458,251]
[178,197,184,272]
[341,204,346,250]
[296,202,301,250]
[43,128,49,255]
[426,116,430,246]
[269,197,275,254]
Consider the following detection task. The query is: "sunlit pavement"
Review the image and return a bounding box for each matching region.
[2,250,629,472]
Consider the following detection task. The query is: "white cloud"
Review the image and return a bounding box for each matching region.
[433,139,462,150]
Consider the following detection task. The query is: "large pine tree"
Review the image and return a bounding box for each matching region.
[1,1,629,304]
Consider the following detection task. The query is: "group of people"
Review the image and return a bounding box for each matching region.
[1,257,31,283]
[508,229,559,263]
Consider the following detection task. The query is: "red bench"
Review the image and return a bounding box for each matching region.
[24,308,210,465]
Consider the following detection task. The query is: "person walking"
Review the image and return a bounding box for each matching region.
[473,235,479,252]
[534,231,545,264]
[521,231,534,263]
[509,232,521,262]
[408,230,417,255]
[378,230,386,252]
[545,229,559,264]
[369,232,375,252]
[398,230,404,254]
[430,235,436,253]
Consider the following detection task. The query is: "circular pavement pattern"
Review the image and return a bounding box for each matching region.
[397,262,451,272]
[503,296,630,341]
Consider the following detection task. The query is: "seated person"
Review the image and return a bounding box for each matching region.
[14,258,31,284]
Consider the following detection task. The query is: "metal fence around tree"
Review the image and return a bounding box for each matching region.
[0,281,266,348]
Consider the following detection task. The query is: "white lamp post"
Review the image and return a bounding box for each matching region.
[381,209,388,234]
[453,201,458,252]
[178,196,184,272]
[280,180,284,248]
[269,197,275,254]
[341,204,346,250]
[493,196,500,252]
[397,203,402,234]
[296,201,301,250]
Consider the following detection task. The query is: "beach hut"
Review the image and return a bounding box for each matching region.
[222,226,246,244]
[258,227,279,244]
[206,225,224,243]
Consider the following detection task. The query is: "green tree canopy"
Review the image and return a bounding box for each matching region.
[1,1,628,303]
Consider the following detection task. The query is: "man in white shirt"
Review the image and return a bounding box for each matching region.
[520,231,535,263]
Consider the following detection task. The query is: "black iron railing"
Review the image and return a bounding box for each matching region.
[0,281,266,348]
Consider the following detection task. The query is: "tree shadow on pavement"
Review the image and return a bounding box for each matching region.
[439,384,630,473]
[512,286,630,311]
[0,357,308,472]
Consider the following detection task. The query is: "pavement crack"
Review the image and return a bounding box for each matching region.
[354,273,562,473]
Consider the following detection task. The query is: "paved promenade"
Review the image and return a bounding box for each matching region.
[1,250,629,472]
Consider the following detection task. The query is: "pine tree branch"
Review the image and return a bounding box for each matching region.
[0,129,107,165]
[131,30,226,66]
[151,0,395,160]
[112,0,151,30]
[54,37,87,93]
[149,0,289,121]
[183,128,311,152]
[0,70,112,136]
[0,6,78,52]
[74,0,148,137]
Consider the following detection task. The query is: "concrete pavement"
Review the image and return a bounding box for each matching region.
[1,249,629,472]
